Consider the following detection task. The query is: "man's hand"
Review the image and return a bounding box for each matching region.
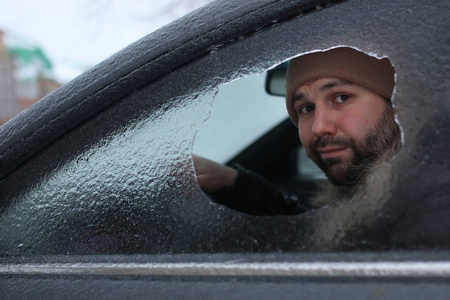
[192,154,238,193]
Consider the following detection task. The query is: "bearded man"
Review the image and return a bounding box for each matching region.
[193,47,401,215]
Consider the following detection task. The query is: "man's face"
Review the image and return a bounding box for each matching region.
[293,77,399,186]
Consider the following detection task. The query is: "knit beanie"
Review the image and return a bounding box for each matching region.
[286,47,395,125]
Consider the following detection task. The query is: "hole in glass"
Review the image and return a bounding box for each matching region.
[193,73,287,163]
[192,46,400,215]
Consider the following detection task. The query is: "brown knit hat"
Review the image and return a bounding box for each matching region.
[286,47,395,125]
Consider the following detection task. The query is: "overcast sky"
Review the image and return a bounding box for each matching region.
[0,0,211,83]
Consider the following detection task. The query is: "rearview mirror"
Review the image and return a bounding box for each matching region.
[265,62,288,96]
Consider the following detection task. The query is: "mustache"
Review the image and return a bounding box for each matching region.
[310,136,352,152]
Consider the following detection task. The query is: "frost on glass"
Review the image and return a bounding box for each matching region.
[0,85,219,254]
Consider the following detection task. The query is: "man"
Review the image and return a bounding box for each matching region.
[193,47,401,215]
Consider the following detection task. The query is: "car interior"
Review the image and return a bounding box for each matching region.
[194,64,324,203]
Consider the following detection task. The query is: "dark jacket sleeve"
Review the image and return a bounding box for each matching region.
[208,165,312,216]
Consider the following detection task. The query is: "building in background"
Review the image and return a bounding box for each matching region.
[0,30,60,125]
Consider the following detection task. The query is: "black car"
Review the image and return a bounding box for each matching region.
[1,0,449,298]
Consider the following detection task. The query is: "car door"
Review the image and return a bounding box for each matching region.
[1,0,449,298]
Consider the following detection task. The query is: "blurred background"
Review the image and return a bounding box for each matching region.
[0,0,212,125]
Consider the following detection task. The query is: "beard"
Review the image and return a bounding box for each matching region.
[309,104,401,186]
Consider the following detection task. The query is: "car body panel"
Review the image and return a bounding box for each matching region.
[0,0,449,297]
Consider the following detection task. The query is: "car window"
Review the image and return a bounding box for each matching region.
[1,1,449,298]
[0,0,448,257]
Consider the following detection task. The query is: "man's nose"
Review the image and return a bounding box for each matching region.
[312,107,336,137]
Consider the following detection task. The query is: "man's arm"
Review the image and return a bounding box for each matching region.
[192,155,311,215]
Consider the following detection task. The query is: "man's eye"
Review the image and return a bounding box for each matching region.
[299,105,315,114]
[334,94,350,103]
